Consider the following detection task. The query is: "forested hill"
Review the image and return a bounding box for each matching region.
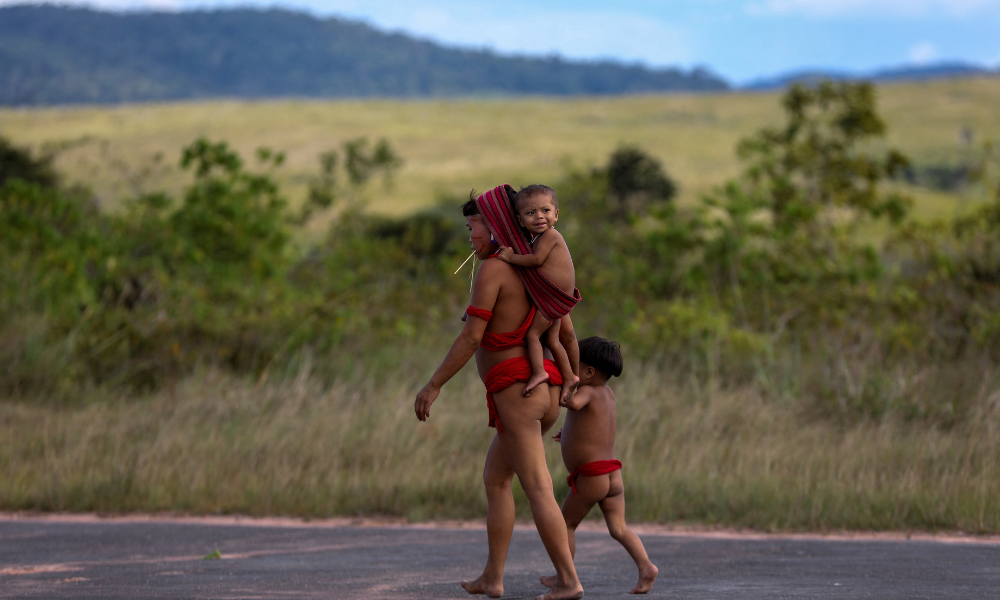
[0,5,728,105]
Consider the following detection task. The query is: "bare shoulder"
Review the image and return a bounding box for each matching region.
[590,385,616,410]
[543,228,569,248]
[574,384,595,403]
[478,257,515,279]
[537,229,571,263]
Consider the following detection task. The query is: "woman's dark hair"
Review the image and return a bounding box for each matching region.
[461,189,479,216]
[578,336,623,378]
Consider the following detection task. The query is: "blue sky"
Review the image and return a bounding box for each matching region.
[7,0,1000,83]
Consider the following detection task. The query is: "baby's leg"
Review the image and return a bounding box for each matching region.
[598,471,658,594]
[557,315,579,376]
[522,315,551,397]
[540,474,607,589]
[545,320,579,405]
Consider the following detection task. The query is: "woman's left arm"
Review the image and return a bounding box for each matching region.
[414,261,502,421]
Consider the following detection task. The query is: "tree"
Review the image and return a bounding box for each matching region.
[709,81,912,285]
[0,136,58,189]
[170,138,290,279]
[607,144,676,221]
[295,137,403,223]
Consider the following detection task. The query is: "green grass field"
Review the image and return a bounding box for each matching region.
[3,77,999,221]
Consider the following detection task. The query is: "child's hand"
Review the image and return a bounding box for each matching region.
[497,246,514,262]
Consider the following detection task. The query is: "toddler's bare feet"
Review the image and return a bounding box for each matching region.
[522,372,550,397]
[558,375,580,406]
[534,580,584,600]
[539,574,557,588]
[630,563,658,594]
[462,575,503,598]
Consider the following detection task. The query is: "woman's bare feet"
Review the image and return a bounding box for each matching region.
[522,371,550,397]
[539,574,557,588]
[558,375,580,406]
[535,580,584,600]
[630,563,658,594]
[462,575,503,598]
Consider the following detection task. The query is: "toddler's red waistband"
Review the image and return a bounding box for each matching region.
[566,459,623,494]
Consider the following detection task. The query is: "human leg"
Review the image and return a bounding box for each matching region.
[541,384,561,435]
[539,474,608,588]
[523,317,551,397]
[544,320,579,404]
[598,471,658,594]
[462,434,515,598]
[491,382,583,600]
[557,315,579,376]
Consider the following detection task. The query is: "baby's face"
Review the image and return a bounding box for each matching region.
[515,193,559,235]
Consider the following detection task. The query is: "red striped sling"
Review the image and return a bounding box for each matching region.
[474,185,581,322]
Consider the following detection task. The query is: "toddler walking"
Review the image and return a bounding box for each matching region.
[543,337,658,595]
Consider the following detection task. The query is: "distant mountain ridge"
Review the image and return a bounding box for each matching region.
[743,62,998,90]
[0,5,728,105]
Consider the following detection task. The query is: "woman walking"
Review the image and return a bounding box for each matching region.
[414,186,583,600]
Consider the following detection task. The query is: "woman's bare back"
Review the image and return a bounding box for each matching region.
[473,258,533,379]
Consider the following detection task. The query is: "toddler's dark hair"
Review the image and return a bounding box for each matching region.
[578,336,623,378]
[515,184,558,209]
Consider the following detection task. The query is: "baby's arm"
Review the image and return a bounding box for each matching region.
[562,386,593,411]
[497,246,544,267]
[497,233,559,267]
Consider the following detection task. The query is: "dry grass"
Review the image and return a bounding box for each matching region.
[2,77,999,220]
[3,355,998,532]
[4,78,1000,531]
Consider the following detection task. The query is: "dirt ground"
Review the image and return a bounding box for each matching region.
[2,514,999,599]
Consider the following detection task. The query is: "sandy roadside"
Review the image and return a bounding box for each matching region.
[3,511,998,545]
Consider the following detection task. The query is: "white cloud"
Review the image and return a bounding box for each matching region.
[351,6,693,67]
[908,41,937,63]
[746,0,1000,18]
[485,12,692,66]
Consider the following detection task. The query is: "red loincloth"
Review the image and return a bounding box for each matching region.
[483,356,563,433]
[566,460,623,495]
[475,185,581,322]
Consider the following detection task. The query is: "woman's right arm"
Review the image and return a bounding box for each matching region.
[414,261,503,421]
